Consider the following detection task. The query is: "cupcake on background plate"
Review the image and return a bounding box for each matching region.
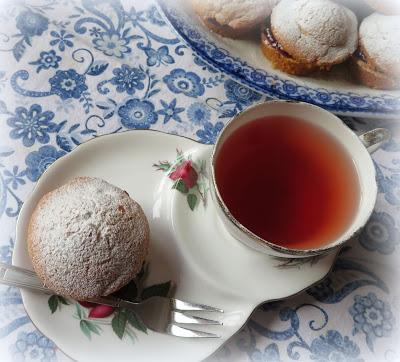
[350,13,400,90]
[261,0,358,75]
[192,0,280,38]
[28,177,150,300]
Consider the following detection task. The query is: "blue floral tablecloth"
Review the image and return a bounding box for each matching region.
[0,1,399,361]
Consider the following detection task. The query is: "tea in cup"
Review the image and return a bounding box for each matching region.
[210,101,390,257]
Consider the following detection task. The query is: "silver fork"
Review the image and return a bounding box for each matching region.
[0,262,223,338]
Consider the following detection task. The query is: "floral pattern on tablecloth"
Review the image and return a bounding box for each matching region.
[0,1,399,361]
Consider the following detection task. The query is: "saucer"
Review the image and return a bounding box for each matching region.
[13,130,337,362]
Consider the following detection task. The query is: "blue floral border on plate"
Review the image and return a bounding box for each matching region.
[158,1,400,118]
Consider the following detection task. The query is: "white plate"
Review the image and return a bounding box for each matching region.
[13,131,336,362]
[158,0,400,119]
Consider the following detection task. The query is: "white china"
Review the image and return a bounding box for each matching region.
[13,130,337,362]
[210,101,388,258]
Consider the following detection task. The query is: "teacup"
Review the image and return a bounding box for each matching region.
[210,100,390,258]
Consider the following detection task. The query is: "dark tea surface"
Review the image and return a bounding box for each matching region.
[215,116,360,250]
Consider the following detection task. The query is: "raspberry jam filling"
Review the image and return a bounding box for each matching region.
[263,23,291,58]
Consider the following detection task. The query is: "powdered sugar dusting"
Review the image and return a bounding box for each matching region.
[28,177,149,300]
[192,0,280,29]
[271,0,358,65]
[360,13,400,76]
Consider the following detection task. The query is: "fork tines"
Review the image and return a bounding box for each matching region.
[172,298,224,313]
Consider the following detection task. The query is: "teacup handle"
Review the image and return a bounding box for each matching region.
[359,128,391,154]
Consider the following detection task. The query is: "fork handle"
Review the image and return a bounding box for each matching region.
[0,262,52,294]
[85,295,139,308]
[0,262,138,307]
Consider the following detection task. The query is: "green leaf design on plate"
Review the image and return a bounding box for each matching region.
[142,281,171,300]
[49,263,172,342]
[125,328,137,343]
[154,151,208,211]
[176,150,185,164]
[172,179,188,194]
[75,303,83,319]
[48,295,69,313]
[87,320,102,334]
[126,310,147,334]
[153,161,171,172]
[187,193,197,211]
[80,320,101,340]
[112,309,128,339]
[48,296,58,314]
[73,304,102,340]
[80,320,92,340]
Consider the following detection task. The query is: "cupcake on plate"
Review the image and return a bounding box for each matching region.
[192,0,280,38]
[28,177,150,300]
[350,13,400,90]
[261,0,358,75]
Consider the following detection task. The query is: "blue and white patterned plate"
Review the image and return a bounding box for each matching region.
[158,0,400,119]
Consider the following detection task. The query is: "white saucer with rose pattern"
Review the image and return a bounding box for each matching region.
[13,130,336,362]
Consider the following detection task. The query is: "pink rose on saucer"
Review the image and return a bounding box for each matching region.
[79,301,115,318]
[169,160,198,189]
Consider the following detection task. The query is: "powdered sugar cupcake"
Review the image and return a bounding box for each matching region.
[351,13,400,89]
[27,177,150,300]
[192,0,280,38]
[261,0,358,75]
